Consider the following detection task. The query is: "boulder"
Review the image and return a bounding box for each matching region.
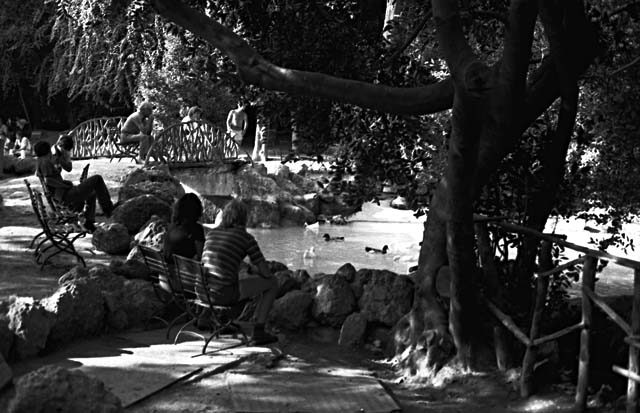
[270,290,313,330]
[367,325,394,357]
[120,166,179,187]
[119,279,164,327]
[118,179,184,206]
[0,313,13,361]
[280,203,315,226]
[295,193,320,215]
[336,263,356,282]
[0,353,12,390]
[268,261,289,273]
[7,297,52,360]
[108,259,151,281]
[131,215,168,251]
[308,326,340,343]
[244,196,280,228]
[111,194,171,234]
[92,223,131,254]
[339,312,367,347]
[311,274,356,328]
[13,157,36,175]
[358,270,414,327]
[58,266,90,286]
[292,269,311,286]
[350,268,374,300]
[273,270,300,298]
[8,365,123,413]
[41,277,105,347]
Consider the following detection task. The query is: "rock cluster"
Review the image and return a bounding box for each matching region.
[268,262,415,355]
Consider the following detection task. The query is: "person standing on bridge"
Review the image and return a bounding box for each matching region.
[226,99,248,146]
[120,101,155,163]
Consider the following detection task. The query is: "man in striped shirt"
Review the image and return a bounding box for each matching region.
[202,199,278,345]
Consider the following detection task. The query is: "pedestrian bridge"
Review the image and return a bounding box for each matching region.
[66,117,240,167]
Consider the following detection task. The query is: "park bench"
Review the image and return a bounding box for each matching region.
[24,180,88,269]
[138,245,194,340]
[172,254,252,354]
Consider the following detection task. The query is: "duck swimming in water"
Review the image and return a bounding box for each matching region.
[323,233,344,242]
[365,245,388,254]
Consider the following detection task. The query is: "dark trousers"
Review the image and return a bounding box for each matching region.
[63,175,113,223]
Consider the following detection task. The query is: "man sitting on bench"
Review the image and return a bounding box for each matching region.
[34,141,116,232]
[120,101,155,163]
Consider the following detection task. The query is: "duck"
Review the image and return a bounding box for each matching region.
[304,221,320,231]
[323,233,344,242]
[303,246,317,259]
[365,245,388,254]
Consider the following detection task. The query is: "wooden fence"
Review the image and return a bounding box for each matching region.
[66,117,238,166]
[144,120,238,167]
[68,117,126,159]
[475,215,640,412]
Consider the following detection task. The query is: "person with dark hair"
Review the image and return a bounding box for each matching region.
[34,141,116,232]
[201,198,278,345]
[51,134,74,173]
[163,193,206,265]
[181,106,202,123]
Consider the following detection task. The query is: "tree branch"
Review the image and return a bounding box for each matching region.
[431,0,476,79]
[609,55,640,76]
[151,0,452,115]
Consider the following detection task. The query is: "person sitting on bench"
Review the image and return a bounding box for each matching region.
[34,141,116,232]
[201,199,278,345]
[120,101,155,162]
[51,134,74,173]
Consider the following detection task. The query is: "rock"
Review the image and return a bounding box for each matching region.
[296,193,320,215]
[0,353,12,390]
[131,215,168,250]
[117,179,184,206]
[268,261,289,274]
[58,266,90,286]
[390,195,409,210]
[336,263,356,282]
[92,222,131,254]
[13,157,36,175]
[308,326,340,343]
[120,167,180,187]
[311,274,356,328]
[0,313,13,360]
[270,290,313,330]
[244,196,280,228]
[41,278,105,347]
[280,203,315,226]
[358,270,414,327]
[273,270,300,298]
[339,312,367,347]
[109,259,151,281]
[292,269,311,286]
[120,279,164,327]
[8,365,123,413]
[275,164,291,181]
[7,297,52,360]
[350,269,374,300]
[367,325,394,357]
[111,194,171,234]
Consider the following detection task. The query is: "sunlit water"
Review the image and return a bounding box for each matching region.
[247,221,424,275]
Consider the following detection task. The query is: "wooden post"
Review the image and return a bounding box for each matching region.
[475,223,511,370]
[520,240,553,397]
[627,268,640,413]
[575,256,597,412]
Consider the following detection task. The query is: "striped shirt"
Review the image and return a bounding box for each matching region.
[201,227,265,302]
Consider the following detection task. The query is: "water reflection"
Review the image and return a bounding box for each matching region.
[246,221,424,275]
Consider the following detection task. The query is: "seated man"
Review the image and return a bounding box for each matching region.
[201,199,278,345]
[120,101,155,162]
[51,134,74,173]
[226,100,248,146]
[34,141,116,232]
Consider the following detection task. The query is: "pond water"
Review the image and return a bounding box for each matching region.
[247,221,425,275]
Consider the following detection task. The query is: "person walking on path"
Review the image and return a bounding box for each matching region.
[120,101,155,162]
[201,199,278,345]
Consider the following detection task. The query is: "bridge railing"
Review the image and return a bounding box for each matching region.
[474,215,640,411]
[144,120,239,167]
[68,117,126,159]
